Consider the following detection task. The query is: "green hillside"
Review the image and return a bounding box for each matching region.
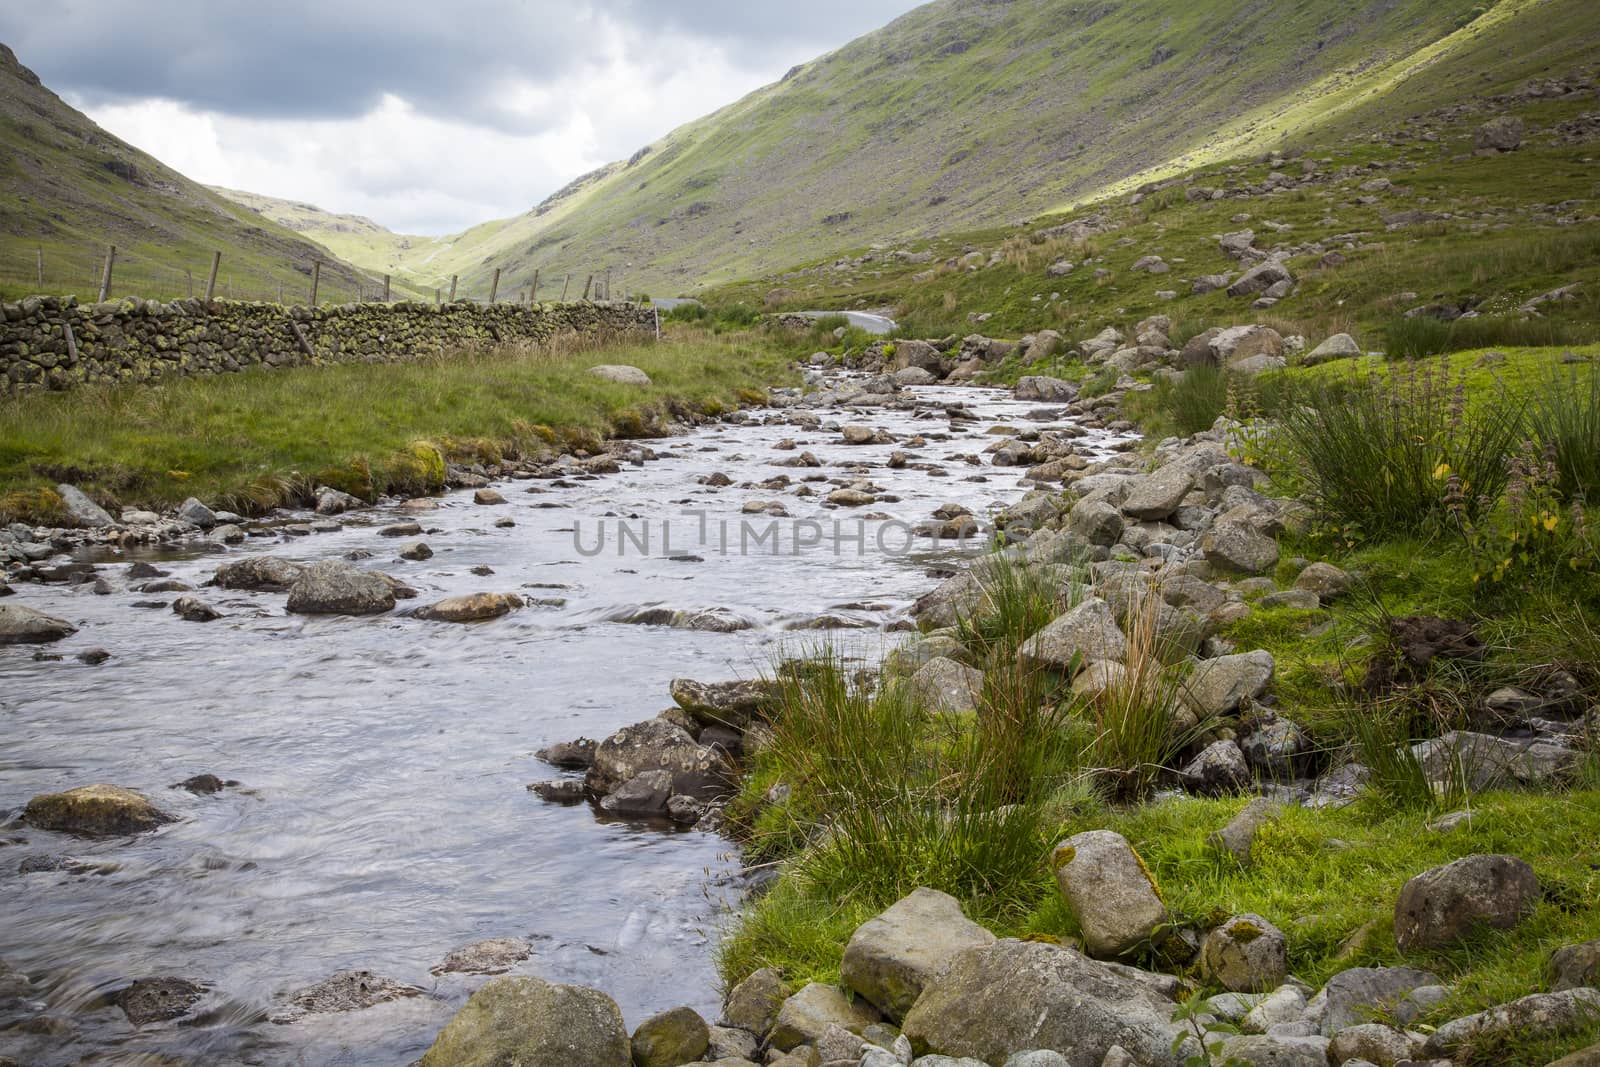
[395,0,1594,298]
[0,43,396,305]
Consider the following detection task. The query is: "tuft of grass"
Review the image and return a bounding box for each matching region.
[954,553,1081,666]
[1384,315,1592,360]
[1277,357,1524,540]
[1527,363,1600,501]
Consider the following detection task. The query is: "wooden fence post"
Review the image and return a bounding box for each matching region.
[582,275,594,301]
[277,280,284,304]
[435,286,441,306]
[35,246,43,290]
[604,268,611,301]
[186,269,193,298]
[448,275,458,302]
[530,268,540,304]
[488,267,501,304]
[97,245,116,303]
[310,260,321,306]
[205,251,221,302]
[561,274,571,301]
[382,274,391,302]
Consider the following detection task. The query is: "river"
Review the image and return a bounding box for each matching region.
[0,378,1128,1065]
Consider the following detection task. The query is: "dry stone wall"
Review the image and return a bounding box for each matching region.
[0,296,657,395]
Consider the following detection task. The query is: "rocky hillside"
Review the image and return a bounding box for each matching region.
[415,0,1598,297]
[0,44,386,303]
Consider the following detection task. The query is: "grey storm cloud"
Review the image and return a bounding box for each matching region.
[0,0,923,131]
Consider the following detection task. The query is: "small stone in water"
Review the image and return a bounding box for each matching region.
[430,937,534,976]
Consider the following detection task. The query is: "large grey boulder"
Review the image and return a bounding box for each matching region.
[56,484,116,527]
[418,975,630,1067]
[1121,465,1194,521]
[23,784,174,836]
[718,967,791,1037]
[1212,325,1285,365]
[285,560,396,615]
[1475,115,1524,152]
[1227,262,1293,299]
[1182,739,1252,795]
[840,888,997,1021]
[1184,650,1274,716]
[908,657,985,714]
[911,570,983,630]
[1068,499,1124,546]
[630,1005,710,1067]
[177,497,218,528]
[585,718,729,800]
[1052,830,1168,959]
[1551,940,1600,991]
[413,592,523,623]
[768,983,881,1051]
[597,769,672,816]
[1409,730,1580,789]
[1208,797,1282,865]
[1201,521,1279,575]
[1426,989,1600,1056]
[1302,334,1361,366]
[1202,914,1288,992]
[1328,1023,1420,1067]
[1214,1034,1328,1066]
[588,364,651,386]
[1394,853,1540,953]
[1019,599,1126,675]
[0,603,76,645]
[1303,967,1440,1036]
[900,939,1188,1066]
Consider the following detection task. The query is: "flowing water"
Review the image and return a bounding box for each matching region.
[0,381,1129,1065]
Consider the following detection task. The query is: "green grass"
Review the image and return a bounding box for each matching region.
[0,329,795,518]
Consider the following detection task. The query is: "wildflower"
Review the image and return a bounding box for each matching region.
[1433,462,1451,480]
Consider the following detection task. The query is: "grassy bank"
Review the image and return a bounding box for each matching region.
[714,346,1600,1064]
[0,329,797,521]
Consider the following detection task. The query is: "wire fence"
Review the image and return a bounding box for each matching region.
[0,243,633,308]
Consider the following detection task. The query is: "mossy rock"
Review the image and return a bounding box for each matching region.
[0,486,67,525]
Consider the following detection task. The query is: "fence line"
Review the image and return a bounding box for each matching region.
[2,242,634,309]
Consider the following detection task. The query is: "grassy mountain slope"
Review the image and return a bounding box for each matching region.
[423,0,1572,297]
[209,186,449,297]
[0,43,393,304]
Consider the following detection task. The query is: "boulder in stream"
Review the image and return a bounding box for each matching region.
[285,560,396,616]
[413,592,523,623]
[23,784,175,837]
[0,603,76,645]
[419,975,630,1067]
[115,977,205,1025]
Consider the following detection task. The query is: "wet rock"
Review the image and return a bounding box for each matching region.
[770,982,882,1051]
[172,596,222,622]
[1551,940,1600,992]
[212,523,246,544]
[1184,650,1274,716]
[419,975,630,1066]
[173,773,232,795]
[908,657,984,714]
[538,738,597,769]
[586,718,729,800]
[1014,377,1078,402]
[1182,740,1253,795]
[23,784,174,836]
[177,497,218,528]
[1394,853,1540,953]
[55,484,116,528]
[588,364,652,386]
[1240,715,1311,778]
[315,487,363,515]
[379,521,424,537]
[75,647,111,665]
[286,560,396,616]
[900,939,1187,1066]
[706,1024,759,1062]
[842,425,878,445]
[474,489,507,505]
[414,592,523,623]
[719,967,792,1038]
[841,887,997,1021]
[399,541,433,561]
[431,937,533,976]
[0,603,76,645]
[1427,989,1600,1056]
[1052,830,1168,959]
[606,606,753,632]
[631,1005,711,1067]
[115,977,205,1025]
[286,969,424,1016]
[529,779,586,803]
[599,768,673,815]
[138,579,194,593]
[1203,914,1288,992]
[1019,599,1127,676]
[211,556,306,591]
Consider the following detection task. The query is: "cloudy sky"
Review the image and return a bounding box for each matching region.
[1,1,923,235]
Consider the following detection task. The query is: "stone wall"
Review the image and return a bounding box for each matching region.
[0,296,658,395]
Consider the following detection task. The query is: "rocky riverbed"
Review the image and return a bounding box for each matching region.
[0,368,1133,1065]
